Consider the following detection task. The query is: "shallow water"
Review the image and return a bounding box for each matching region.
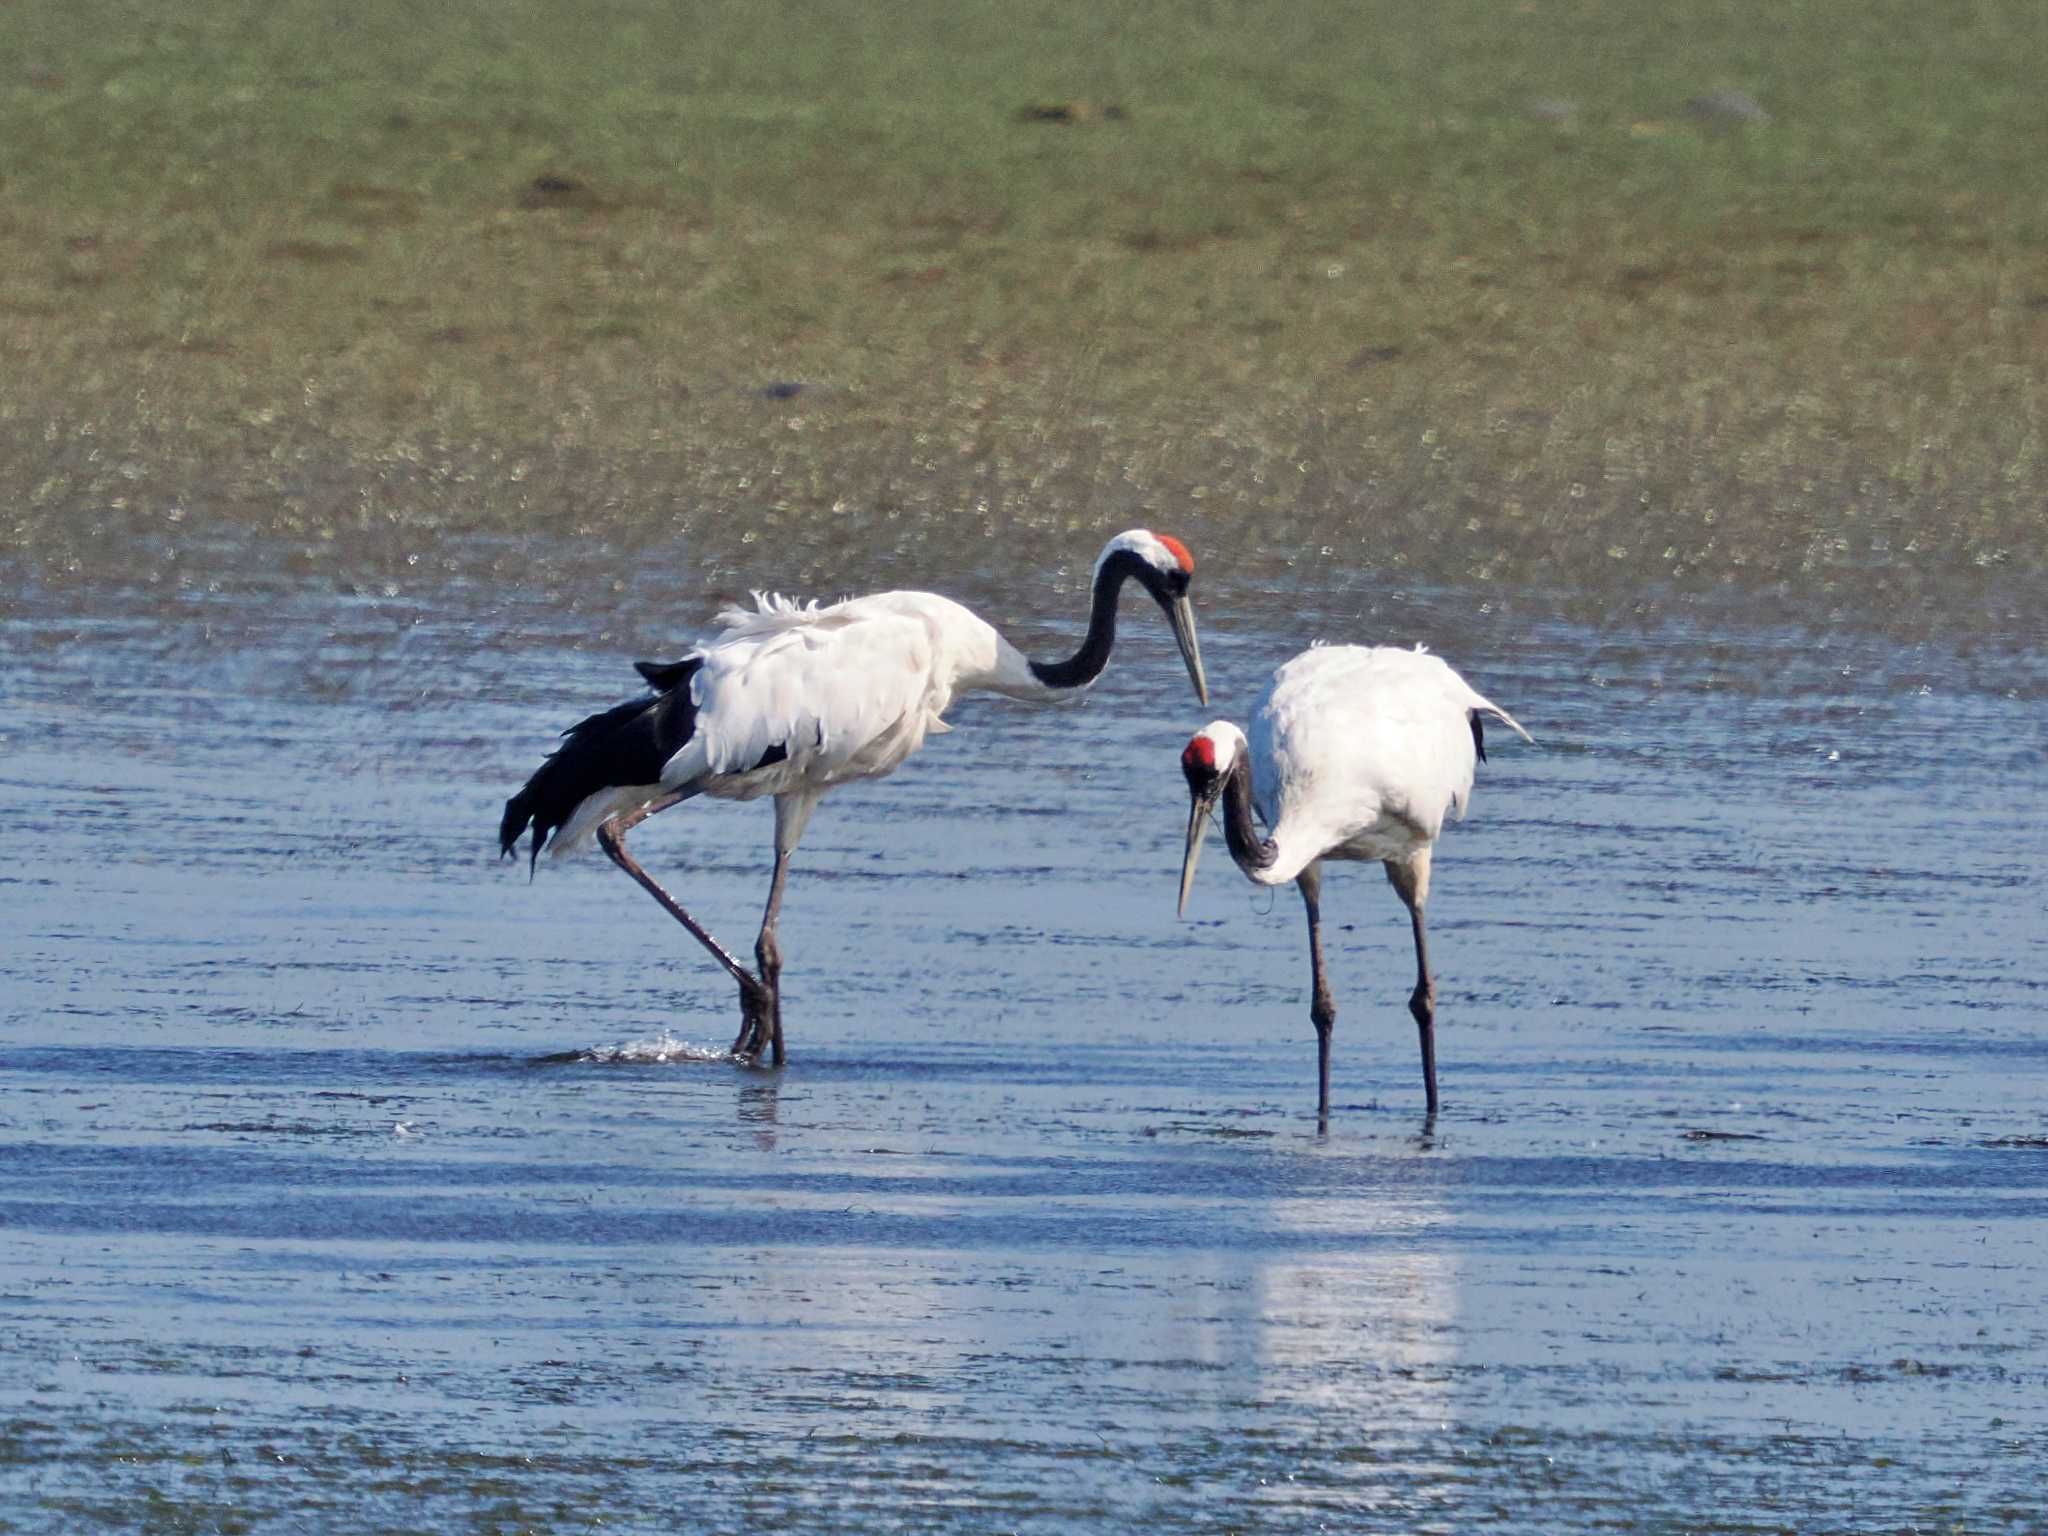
[3,543,2045,1532]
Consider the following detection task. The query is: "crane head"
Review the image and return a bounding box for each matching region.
[1096,529,1207,705]
[1177,722,1244,916]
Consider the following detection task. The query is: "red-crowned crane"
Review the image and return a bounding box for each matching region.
[1176,644,1531,1127]
[502,530,1207,1064]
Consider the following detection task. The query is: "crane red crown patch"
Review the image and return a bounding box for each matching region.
[1182,734,1216,772]
[1155,534,1195,574]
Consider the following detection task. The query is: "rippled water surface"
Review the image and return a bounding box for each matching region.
[3,542,2045,1532]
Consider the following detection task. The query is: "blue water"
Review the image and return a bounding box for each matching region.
[2,552,2044,1532]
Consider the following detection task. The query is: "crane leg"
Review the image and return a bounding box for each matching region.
[594,792,776,1060]
[1386,854,1439,1116]
[752,850,793,1067]
[1297,863,1335,1132]
[745,791,818,1068]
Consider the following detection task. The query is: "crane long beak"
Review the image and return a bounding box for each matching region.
[1177,786,1220,917]
[1167,594,1208,706]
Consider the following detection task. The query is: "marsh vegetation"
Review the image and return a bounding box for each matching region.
[3,0,2044,635]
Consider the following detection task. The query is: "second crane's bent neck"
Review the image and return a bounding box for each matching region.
[1023,556,1127,694]
[1221,758,1278,877]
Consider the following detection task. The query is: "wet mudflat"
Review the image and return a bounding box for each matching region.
[2,545,2045,1533]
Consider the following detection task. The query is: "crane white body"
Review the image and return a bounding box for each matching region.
[1242,645,1526,889]
[548,589,1062,857]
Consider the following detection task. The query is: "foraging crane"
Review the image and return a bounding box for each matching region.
[1176,644,1531,1125]
[501,530,1207,1064]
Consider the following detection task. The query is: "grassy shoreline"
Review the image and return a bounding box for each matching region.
[4,1,2044,631]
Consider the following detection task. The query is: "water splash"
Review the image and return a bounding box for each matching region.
[566,1032,731,1066]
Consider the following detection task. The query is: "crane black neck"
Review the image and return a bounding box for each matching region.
[1219,757,1277,874]
[1026,550,1151,693]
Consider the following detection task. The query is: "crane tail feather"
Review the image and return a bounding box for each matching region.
[498,786,545,875]
[500,660,705,872]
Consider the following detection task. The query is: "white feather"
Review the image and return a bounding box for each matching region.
[1246,645,1529,883]
[547,590,1004,859]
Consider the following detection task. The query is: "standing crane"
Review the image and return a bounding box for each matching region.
[501,530,1207,1064]
[1175,644,1531,1126]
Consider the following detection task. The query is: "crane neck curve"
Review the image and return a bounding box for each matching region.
[1220,757,1278,876]
[1025,550,1144,693]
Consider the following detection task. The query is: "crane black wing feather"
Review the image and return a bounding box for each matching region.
[633,657,698,691]
[498,659,706,870]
